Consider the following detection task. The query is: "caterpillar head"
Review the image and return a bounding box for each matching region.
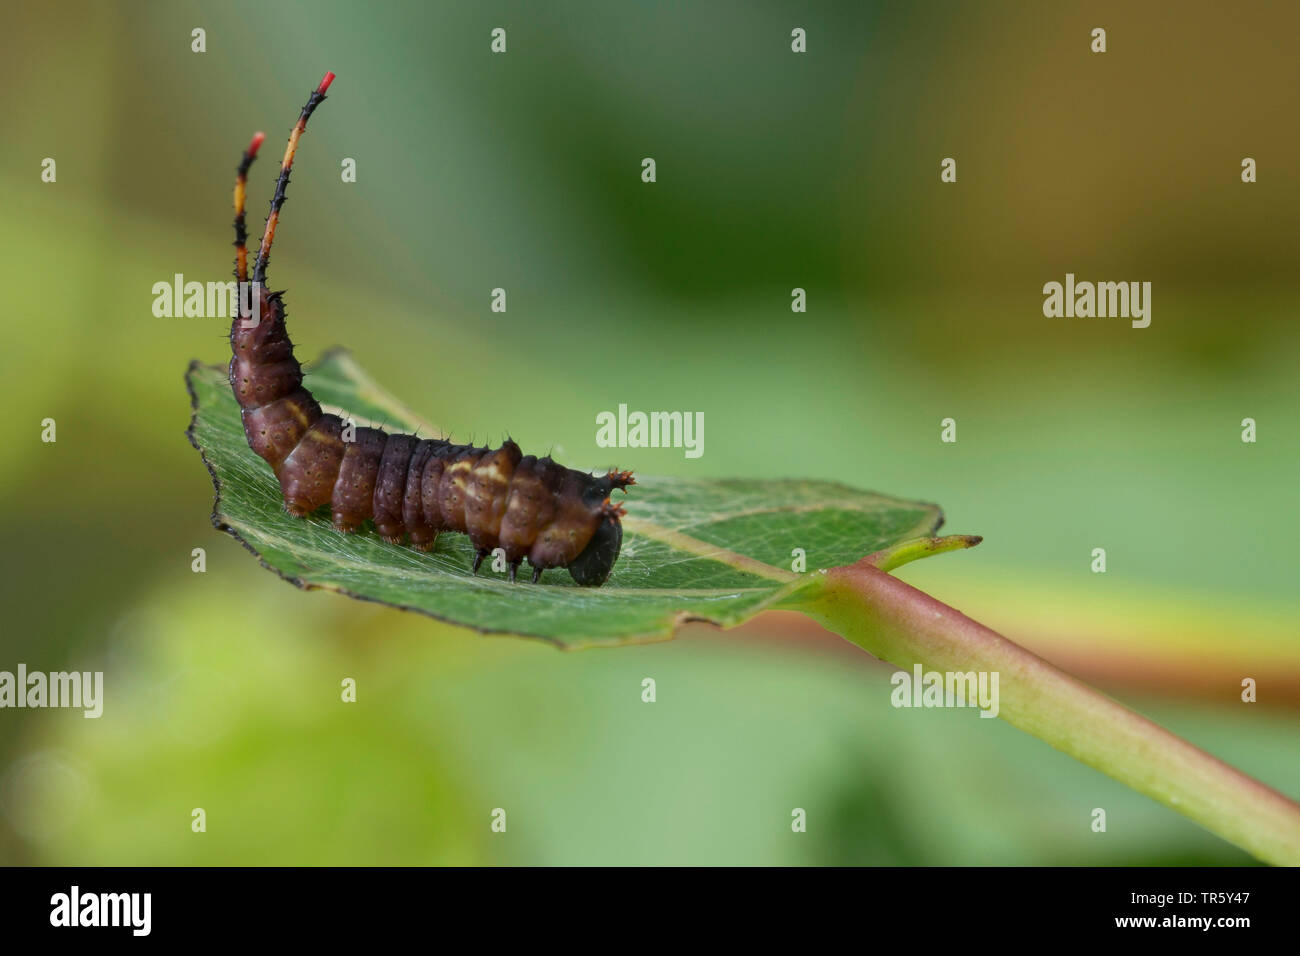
[569,470,635,586]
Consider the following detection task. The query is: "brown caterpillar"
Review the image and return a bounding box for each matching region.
[228,73,633,585]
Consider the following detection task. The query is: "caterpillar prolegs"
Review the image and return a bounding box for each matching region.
[228,73,633,586]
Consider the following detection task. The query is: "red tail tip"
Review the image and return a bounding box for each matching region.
[318,71,336,94]
[247,131,266,156]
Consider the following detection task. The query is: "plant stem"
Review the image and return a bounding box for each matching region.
[793,557,1300,865]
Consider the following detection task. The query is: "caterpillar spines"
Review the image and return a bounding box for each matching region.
[227,73,632,587]
[232,130,265,284]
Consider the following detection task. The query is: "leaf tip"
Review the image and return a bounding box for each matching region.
[863,533,983,573]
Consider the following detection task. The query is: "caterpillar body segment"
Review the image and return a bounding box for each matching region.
[227,75,632,586]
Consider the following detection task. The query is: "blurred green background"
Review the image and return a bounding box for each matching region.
[1,0,1297,864]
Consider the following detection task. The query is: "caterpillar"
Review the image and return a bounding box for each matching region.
[227,72,633,586]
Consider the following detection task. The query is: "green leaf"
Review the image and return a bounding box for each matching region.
[186,350,976,647]
[186,353,1300,865]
